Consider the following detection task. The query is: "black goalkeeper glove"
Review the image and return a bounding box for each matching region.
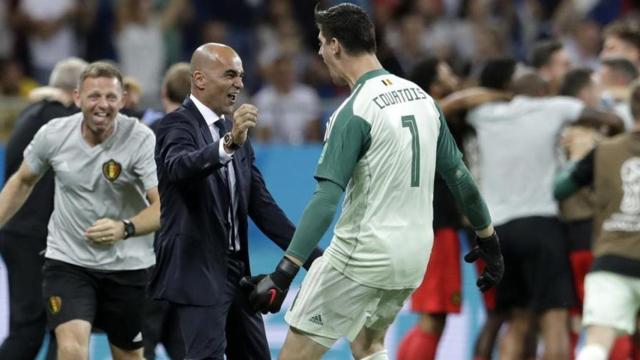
[464,232,504,292]
[239,257,300,314]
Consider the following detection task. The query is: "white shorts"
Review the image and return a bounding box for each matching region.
[284,256,413,348]
[582,271,640,334]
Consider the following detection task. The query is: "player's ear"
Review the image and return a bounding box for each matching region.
[330,37,341,57]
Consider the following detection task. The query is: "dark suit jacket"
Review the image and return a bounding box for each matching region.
[149,98,312,306]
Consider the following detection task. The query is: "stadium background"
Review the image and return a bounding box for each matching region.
[0,144,488,359]
[2,0,637,357]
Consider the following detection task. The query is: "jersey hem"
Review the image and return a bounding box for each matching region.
[324,254,421,290]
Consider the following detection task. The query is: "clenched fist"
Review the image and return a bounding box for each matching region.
[85,218,125,245]
[230,104,258,146]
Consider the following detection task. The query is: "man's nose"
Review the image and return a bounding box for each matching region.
[234,77,244,89]
[97,96,108,108]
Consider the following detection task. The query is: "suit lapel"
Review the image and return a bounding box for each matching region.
[183,98,214,145]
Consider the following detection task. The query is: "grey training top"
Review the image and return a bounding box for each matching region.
[24,112,157,270]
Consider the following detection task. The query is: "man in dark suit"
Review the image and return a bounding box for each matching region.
[149,43,319,359]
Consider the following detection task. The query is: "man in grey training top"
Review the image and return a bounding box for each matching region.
[0,61,159,360]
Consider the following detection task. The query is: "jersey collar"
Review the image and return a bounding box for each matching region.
[353,68,389,91]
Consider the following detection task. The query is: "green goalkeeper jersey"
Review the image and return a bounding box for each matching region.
[316,69,464,289]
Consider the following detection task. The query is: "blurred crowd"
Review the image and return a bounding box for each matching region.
[0,0,639,145]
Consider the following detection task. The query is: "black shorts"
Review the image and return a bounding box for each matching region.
[42,258,149,350]
[565,218,593,251]
[495,216,576,313]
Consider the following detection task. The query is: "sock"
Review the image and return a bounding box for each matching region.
[361,350,389,360]
[570,331,579,360]
[609,335,632,360]
[577,344,608,360]
[397,326,440,360]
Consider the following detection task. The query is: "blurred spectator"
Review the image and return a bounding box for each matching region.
[437,57,513,118]
[83,0,117,62]
[561,18,603,70]
[375,24,405,78]
[371,0,402,30]
[115,0,186,107]
[0,1,13,58]
[303,56,348,101]
[531,39,574,94]
[153,0,191,68]
[411,57,459,100]
[141,61,191,129]
[121,75,144,119]
[13,0,86,84]
[0,58,38,98]
[597,57,639,129]
[188,0,260,92]
[601,18,640,69]
[450,0,509,71]
[257,0,312,83]
[253,55,322,144]
[479,57,517,91]
[386,12,430,74]
[116,0,164,108]
[201,20,226,44]
[559,67,601,108]
[159,62,190,114]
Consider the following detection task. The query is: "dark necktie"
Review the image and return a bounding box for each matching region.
[213,119,229,188]
[213,119,237,251]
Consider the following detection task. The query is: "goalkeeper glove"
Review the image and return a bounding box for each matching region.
[464,232,504,292]
[240,257,299,314]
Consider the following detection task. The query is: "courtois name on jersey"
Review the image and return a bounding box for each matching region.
[372,87,428,110]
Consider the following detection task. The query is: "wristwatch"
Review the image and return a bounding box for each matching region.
[122,219,136,239]
[223,132,241,151]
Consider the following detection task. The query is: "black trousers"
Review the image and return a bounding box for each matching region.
[0,232,49,359]
[143,297,185,359]
[175,256,270,360]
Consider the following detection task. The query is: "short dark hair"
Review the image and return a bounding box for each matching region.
[530,40,563,69]
[409,57,440,92]
[479,57,517,90]
[163,62,191,103]
[559,68,593,97]
[631,80,640,121]
[314,3,376,55]
[602,57,639,83]
[79,61,123,89]
[604,20,640,52]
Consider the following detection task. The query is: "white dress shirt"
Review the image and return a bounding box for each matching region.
[190,95,240,251]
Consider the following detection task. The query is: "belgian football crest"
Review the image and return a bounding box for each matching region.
[102,159,122,182]
[48,296,62,315]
